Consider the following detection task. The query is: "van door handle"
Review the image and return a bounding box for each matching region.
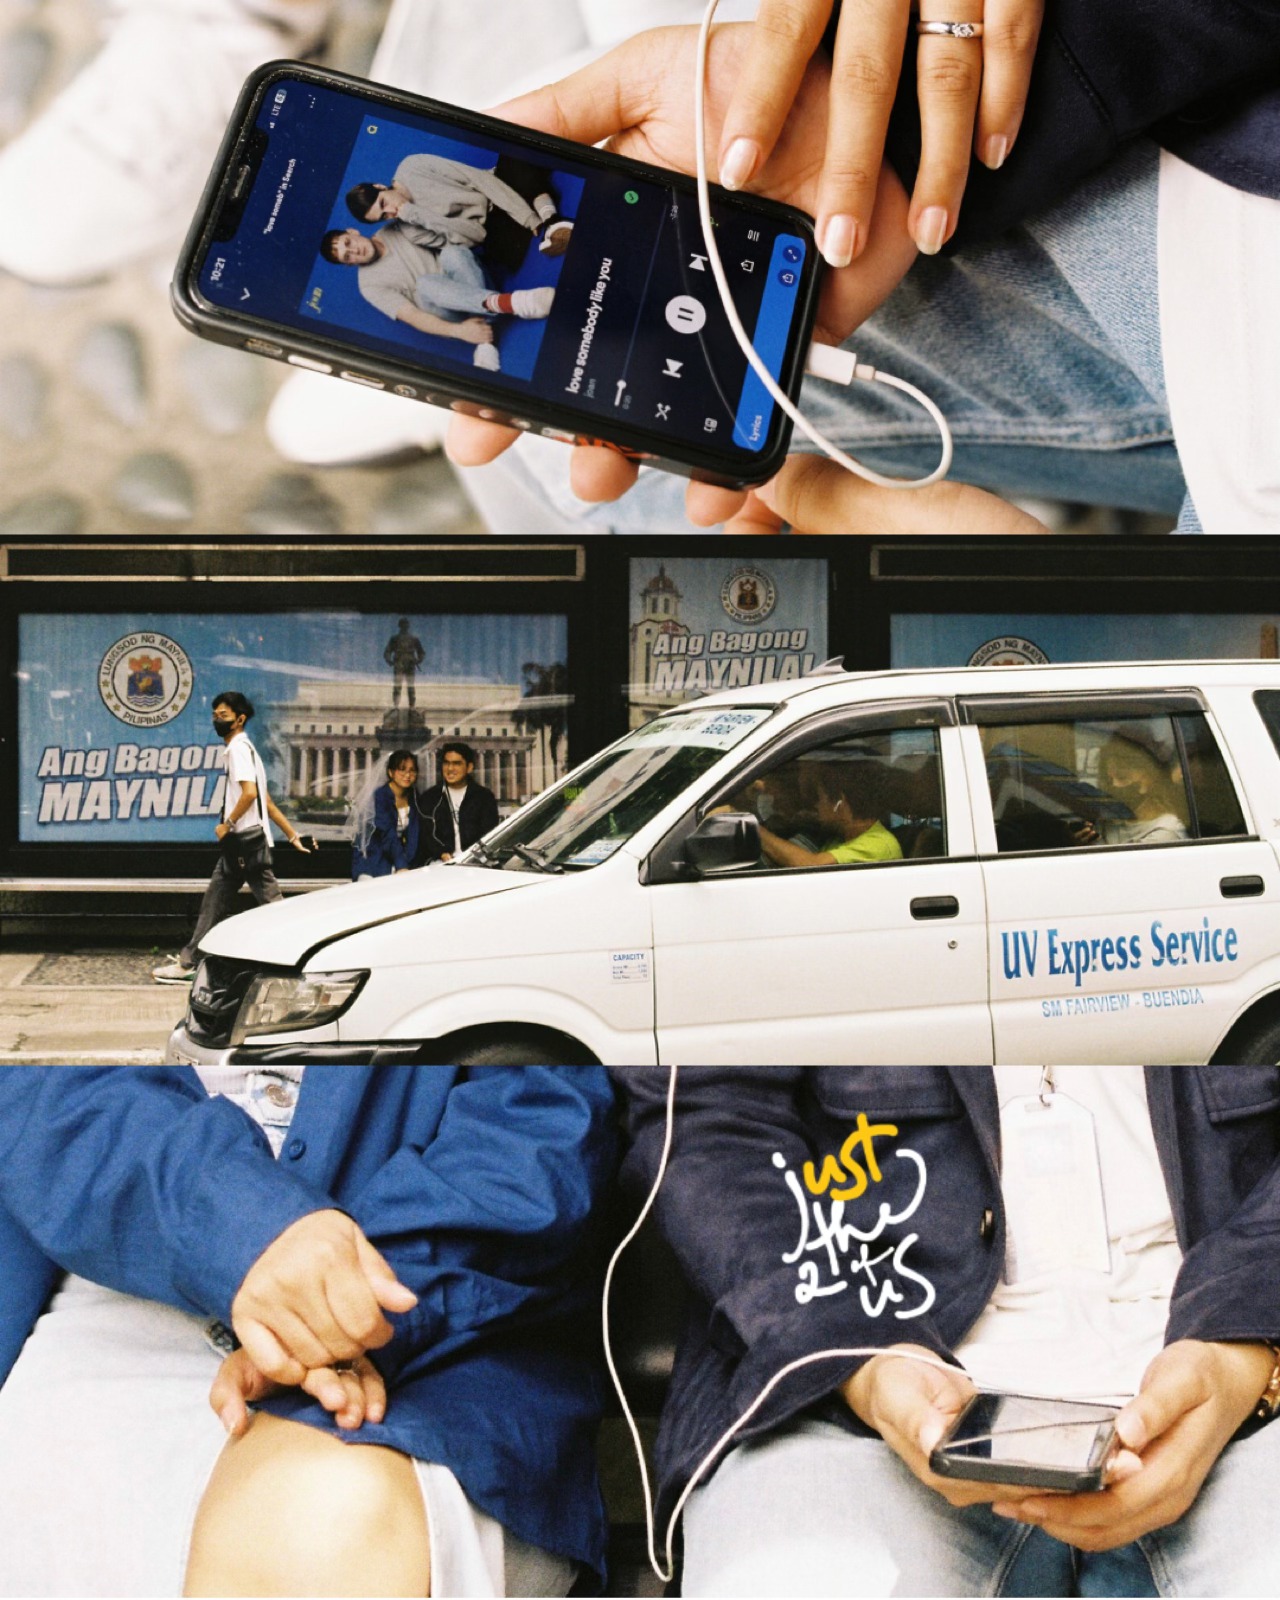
[1220,875,1265,899]
[911,895,959,920]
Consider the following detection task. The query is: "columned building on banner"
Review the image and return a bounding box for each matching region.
[269,678,560,809]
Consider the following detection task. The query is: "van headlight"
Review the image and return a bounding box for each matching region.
[231,970,368,1044]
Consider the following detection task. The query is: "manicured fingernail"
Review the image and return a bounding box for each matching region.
[982,134,1009,169]
[720,137,760,191]
[820,214,857,268]
[914,206,948,255]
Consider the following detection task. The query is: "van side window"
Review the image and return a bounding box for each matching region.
[980,711,1244,854]
[715,726,946,869]
[1176,712,1247,838]
[1252,690,1280,763]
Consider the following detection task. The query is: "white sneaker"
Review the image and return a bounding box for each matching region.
[0,0,329,285]
[509,286,555,319]
[472,341,501,372]
[152,956,196,984]
[266,368,449,465]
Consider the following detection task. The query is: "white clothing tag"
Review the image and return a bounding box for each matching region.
[1000,1091,1111,1282]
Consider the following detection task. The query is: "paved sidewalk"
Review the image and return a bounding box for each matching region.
[1,0,481,540]
[0,947,188,1063]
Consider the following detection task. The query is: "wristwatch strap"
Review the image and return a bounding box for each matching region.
[1255,1343,1280,1422]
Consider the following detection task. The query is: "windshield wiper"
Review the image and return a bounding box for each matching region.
[467,838,502,868]
[510,843,564,874]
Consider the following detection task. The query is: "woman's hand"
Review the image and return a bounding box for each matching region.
[231,1209,417,1387]
[210,1348,388,1438]
[447,23,917,526]
[722,452,1049,536]
[720,0,1043,263]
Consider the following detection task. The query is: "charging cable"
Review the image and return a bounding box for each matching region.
[602,1064,965,1585]
[693,0,954,489]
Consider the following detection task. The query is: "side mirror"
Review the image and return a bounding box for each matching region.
[684,811,761,875]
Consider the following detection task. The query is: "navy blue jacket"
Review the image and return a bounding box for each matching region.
[350,783,420,879]
[0,1066,618,1579]
[415,781,500,865]
[610,1067,1280,1521]
[840,0,1280,248]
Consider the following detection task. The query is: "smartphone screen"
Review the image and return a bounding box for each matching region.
[191,70,819,469]
[940,1394,1118,1476]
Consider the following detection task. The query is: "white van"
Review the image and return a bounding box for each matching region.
[167,660,1280,1067]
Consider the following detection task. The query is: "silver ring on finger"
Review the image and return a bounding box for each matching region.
[916,20,984,37]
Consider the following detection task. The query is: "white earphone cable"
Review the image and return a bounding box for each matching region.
[601,1065,965,1585]
[693,0,954,490]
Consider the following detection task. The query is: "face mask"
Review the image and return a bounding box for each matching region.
[213,716,236,735]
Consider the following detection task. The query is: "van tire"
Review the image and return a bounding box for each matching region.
[1222,1015,1280,1066]
[448,1033,589,1066]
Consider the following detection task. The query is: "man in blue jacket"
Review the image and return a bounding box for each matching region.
[611,1067,1280,1597]
[0,1066,616,1597]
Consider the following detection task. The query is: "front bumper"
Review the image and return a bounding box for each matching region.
[165,1024,421,1066]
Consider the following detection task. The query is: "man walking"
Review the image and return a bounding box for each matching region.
[153,691,311,983]
[416,741,499,863]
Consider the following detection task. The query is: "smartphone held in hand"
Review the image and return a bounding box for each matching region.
[171,63,821,488]
[930,1393,1121,1493]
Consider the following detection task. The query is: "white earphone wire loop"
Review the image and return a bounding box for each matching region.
[693,0,953,493]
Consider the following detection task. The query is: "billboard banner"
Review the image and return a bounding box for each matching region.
[18,611,568,843]
[890,613,1280,669]
[627,556,828,723]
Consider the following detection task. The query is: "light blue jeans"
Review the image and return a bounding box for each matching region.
[682,1414,1280,1597]
[505,138,1198,533]
[414,243,495,320]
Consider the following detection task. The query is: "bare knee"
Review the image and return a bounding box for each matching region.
[185,1413,431,1597]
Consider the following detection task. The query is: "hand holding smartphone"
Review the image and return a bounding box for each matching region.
[930,1392,1121,1493]
[172,61,821,489]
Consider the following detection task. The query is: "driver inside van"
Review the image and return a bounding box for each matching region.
[727,763,903,870]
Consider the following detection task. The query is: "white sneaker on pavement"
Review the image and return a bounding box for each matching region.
[265,368,449,465]
[508,286,555,319]
[472,341,502,372]
[152,955,196,984]
[0,0,329,285]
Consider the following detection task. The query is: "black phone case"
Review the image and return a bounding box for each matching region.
[928,1394,1118,1494]
[171,60,823,491]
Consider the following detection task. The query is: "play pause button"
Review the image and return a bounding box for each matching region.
[664,295,707,334]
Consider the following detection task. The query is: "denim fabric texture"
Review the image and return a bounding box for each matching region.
[683,1413,1280,1597]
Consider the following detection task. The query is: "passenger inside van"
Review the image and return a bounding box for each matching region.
[1095,735,1191,846]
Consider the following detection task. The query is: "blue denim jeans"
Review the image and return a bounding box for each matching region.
[682,1414,1280,1597]
[507,138,1198,534]
[413,243,495,321]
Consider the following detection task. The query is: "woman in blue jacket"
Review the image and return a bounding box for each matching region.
[351,750,421,880]
[611,1067,1280,1597]
[0,1065,617,1597]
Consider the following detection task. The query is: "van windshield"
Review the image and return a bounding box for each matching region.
[471,705,774,872]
